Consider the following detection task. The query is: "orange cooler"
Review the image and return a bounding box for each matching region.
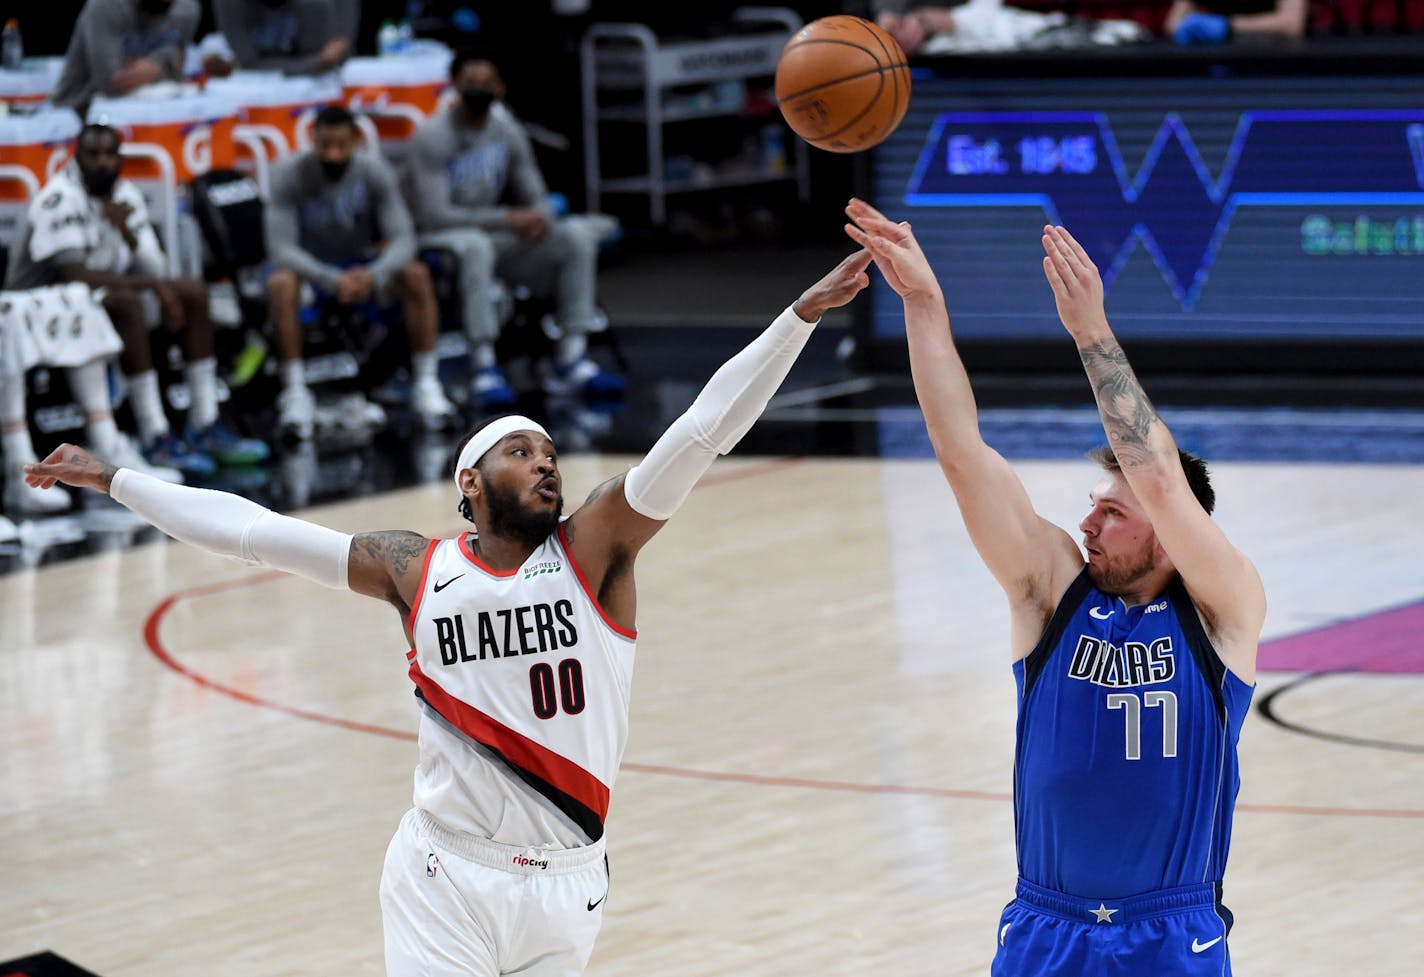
[87,92,239,183]
[0,109,81,202]
[206,73,344,158]
[341,45,452,142]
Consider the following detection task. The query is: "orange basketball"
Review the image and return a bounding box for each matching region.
[775,15,912,154]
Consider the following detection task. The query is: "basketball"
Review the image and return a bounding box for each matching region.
[774,15,912,154]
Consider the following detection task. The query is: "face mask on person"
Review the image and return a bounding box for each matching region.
[138,0,174,15]
[460,87,496,119]
[80,166,119,198]
[320,159,350,182]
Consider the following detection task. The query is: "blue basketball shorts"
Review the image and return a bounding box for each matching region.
[991,877,1233,977]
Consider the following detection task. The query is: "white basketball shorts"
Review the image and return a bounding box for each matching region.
[380,808,609,977]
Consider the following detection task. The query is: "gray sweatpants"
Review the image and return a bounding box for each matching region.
[420,217,604,345]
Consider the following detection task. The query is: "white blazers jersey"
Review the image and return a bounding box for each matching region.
[7,164,166,290]
[405,526,636,847]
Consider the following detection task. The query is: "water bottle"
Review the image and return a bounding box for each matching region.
[396,20,414,54]
[1,19,22,70]
[377,20,399,57]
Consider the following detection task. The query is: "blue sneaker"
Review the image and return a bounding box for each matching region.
[543,357,627,400]
[145,431,218,477]
[472,364,518,411]
[187,420,271,467]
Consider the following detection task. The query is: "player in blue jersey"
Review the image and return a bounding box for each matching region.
[846,198,1266,976]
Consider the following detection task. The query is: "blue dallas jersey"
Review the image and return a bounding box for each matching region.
[1012,568,1254,899]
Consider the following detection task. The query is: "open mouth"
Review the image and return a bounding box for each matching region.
[535,478,559,501]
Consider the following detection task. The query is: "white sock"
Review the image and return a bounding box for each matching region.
[0,373,32,465]
[185,357,219,430]
[412,350,438,384]
[281,359,306,390]
[472,343,497,370]
[66,361,123,455]
[1,423,36,469]
[555,334,586,368]
[128,370,170,444]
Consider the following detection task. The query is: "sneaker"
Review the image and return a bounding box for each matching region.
[277,384,316,441]
[471,364,517,411]
[0,513,18,543]
[4,469,72,516]
[145,431,219,478]
[102,435,184,484]
[543,356,627,400]
[412,376,459,430]
[187,420,271,466]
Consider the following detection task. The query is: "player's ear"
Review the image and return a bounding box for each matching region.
[459,468,481,498]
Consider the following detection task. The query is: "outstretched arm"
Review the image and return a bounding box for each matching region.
[846,199,1082,643]
[1042,225,1265,680]
[24,445,431,631]
[561,249,873,622]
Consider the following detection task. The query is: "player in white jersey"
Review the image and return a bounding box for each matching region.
[23,246,874,977]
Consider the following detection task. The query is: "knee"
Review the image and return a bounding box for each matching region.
[451,233,495,270]
[102,289,143,328]
[401,261,434,298]
[267,268,300,303]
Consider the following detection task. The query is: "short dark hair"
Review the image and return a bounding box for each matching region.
[77,123,121,149]
[449,46,499,82]
[1088,445,1215,515]
[313,104,357,131]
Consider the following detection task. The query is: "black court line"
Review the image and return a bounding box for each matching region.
[1256,671,1424,754]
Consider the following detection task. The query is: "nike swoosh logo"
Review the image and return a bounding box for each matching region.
[587,894,606,911]
[1191,936,1223,953]
[1089,606,1113,620]
[433,574,464,593]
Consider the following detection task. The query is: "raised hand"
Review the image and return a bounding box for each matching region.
[843,198,941,300]
[1041,224,1110,342]
[23,444,118,494]
[792,248,873,322]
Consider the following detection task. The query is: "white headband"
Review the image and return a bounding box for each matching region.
[453,415,552,492]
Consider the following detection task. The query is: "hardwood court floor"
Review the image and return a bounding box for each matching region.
[3,456,1422,977]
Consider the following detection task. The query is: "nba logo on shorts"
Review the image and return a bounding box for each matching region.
[426,853,440,878]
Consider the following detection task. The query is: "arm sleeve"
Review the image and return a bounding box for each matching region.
[623,304,817,520]
[27,189,88,264]
[110,468,351,588]
[264,163,342,291]
[80,2,130,95]
[366,156,416,290]
[150,1,202,80]
[505,121,552,215]
[408,130,509,232]
[122,188,167,277]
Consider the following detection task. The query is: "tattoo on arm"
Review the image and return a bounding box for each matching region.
[1078,339,1161,468]
[584,474,625,506]
[352,530,429,579]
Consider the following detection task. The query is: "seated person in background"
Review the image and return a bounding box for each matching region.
[877,4,959,54]
[406,49,623,411]
[876,0,1147,52]
[0,283,184,516]
[51,0,202,111]
[4,124,269,477]
[212,0,350,76]
[1166,0,1306,43]
[265,105,457,441]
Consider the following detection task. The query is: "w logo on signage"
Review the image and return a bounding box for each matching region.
[905,110,1424,309]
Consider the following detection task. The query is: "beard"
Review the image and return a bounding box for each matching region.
[482,479,562,547]
[1087,542,1159,595]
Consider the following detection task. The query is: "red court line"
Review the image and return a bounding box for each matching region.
[142,582,1424,820]
[136,457,1424,822]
